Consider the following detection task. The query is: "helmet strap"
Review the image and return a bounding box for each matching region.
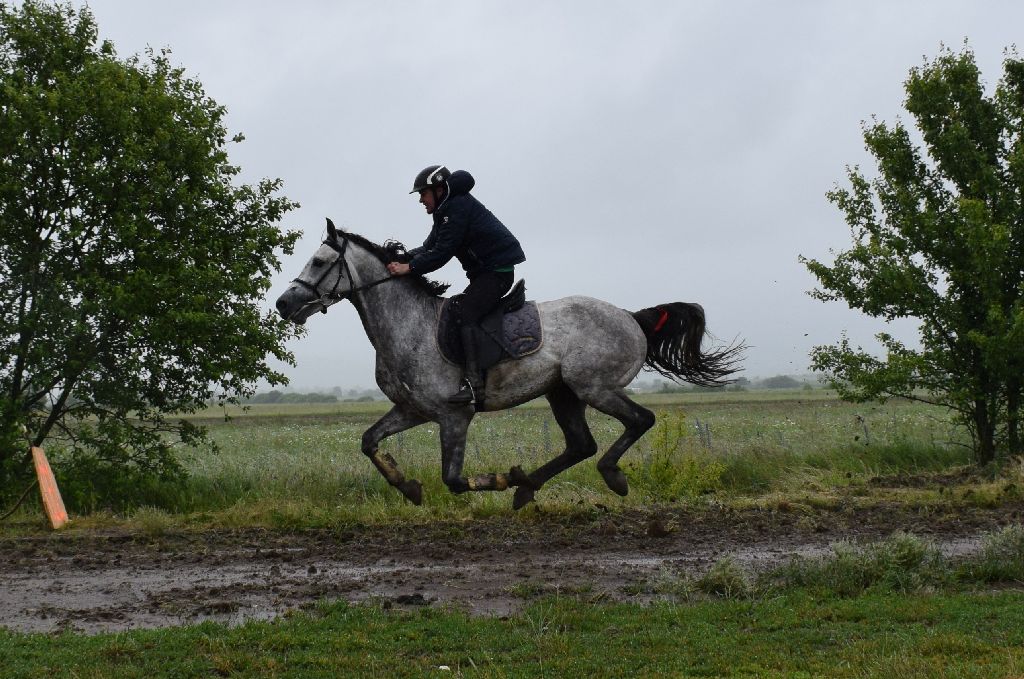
[433,183,448,205]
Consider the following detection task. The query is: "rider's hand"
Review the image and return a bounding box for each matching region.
[387,262,411,276]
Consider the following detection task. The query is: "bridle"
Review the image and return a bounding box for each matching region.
[290,233,395,316]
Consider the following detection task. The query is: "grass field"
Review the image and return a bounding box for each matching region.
[4,527,1024,677]
[5,591,1024,677]
[38,387,981,529]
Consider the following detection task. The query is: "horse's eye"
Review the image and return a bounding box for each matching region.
[312,257,325,267]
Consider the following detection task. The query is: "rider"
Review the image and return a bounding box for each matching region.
[387,165,526,405]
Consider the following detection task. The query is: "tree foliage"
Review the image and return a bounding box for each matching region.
[0,2,300,495]
[802,44,1024,464]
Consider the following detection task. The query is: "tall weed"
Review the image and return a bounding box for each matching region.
[628,411,724,501]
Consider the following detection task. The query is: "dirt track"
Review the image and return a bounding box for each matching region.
[2,502,1021,635]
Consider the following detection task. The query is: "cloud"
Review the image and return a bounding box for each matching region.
[74,0,1023,388]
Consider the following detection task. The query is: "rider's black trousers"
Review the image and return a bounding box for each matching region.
[459,270,514,326]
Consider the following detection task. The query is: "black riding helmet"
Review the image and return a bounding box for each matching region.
[410,165,451,194]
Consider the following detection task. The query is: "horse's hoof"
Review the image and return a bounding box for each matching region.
[512,486,535,510]
[599,465,629,496]
[398,479,423,505]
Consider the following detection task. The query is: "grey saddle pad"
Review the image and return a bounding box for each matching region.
[436,299,543,369]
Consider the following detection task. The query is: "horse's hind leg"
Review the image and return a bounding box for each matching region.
[362,405,428,505]
[513,384,598,510]
[576,387,655,496]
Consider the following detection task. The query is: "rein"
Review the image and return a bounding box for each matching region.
[290,233,394,314]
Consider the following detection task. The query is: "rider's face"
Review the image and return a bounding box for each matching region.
[419,187,437,214]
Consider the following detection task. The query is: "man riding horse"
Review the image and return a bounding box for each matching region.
[387,165,526,406]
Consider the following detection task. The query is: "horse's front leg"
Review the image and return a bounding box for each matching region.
[362,405,428,505]
[439,413,532,494]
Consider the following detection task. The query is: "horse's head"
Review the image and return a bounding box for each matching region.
[275,218,351,325]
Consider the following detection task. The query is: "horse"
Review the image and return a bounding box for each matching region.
[275,219,742,509]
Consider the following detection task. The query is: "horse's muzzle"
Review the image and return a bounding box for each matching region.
[275,288,318,325]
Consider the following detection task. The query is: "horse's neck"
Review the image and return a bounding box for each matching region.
[346,255,439,359]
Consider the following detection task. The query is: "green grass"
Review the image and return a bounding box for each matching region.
[3,591,1024,678]
[2,389,994,528]
[628,526,1024,603]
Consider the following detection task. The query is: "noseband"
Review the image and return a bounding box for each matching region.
[290,234,395,315]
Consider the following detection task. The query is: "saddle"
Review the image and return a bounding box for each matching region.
[437,279,543,370]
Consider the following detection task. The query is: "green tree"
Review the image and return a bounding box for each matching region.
[760,375,801,390]
[802,45,1024,465]
[0,2,300,497]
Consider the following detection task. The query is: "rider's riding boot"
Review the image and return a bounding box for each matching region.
[448,325,484,405]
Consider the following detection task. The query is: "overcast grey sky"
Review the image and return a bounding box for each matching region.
[72,1,1023,390]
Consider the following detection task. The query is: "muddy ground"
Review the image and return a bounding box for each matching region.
[2,501,1022,635]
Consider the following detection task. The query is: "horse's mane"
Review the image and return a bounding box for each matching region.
[342,230,451,297]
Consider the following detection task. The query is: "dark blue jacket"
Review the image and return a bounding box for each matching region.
[407,170,525,278]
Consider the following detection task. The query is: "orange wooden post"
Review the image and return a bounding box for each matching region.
[31,447,68,529]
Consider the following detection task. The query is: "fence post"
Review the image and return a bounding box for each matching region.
[32,447,68,529]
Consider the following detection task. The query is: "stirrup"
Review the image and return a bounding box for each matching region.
[447,379,475,404]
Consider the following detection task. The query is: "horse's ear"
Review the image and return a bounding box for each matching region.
[326,218,337,239]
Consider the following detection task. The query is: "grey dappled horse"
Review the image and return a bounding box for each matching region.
[275,221,741,509]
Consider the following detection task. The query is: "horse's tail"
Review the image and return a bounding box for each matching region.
[631,302,744,387]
